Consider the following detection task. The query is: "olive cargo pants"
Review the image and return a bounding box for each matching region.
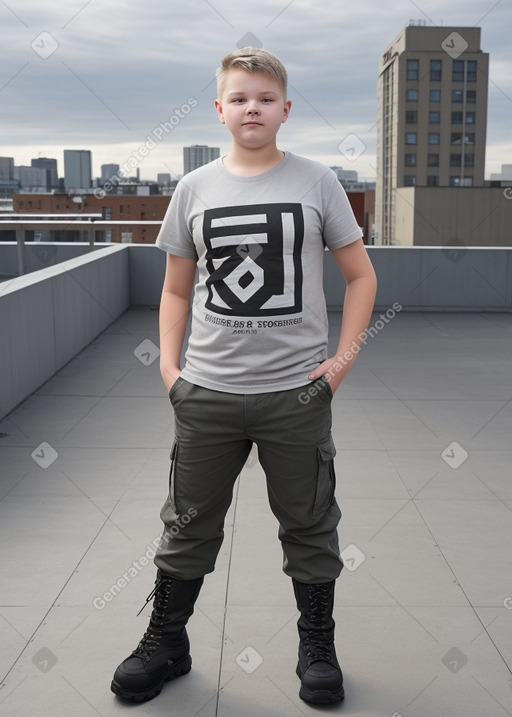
[154,377,343,584]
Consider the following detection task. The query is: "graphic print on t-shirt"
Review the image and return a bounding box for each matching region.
[203,203,304,317]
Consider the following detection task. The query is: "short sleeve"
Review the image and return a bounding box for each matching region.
[321,172,362,250]
[155,179,198,259]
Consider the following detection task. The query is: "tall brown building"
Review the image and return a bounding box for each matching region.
[376,23,489,245]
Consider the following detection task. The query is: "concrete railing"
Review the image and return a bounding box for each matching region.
[0,245,129,419]
[1,242,511,419]
[326,246,512,310]
[0,241,112,279]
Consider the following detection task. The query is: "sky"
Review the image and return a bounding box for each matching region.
[1,0,511,182]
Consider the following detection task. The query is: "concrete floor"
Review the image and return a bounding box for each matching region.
[1,308,511,717]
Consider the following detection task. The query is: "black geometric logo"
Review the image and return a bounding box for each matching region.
[203,203,304,316]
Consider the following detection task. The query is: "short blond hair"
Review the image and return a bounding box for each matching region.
[216,47,288,99]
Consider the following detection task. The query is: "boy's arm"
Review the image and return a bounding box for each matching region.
[159,253,197,391]
[307,238,377,394]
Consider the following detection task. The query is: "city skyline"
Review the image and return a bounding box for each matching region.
[1,145,225,186]
[1,1,511,184]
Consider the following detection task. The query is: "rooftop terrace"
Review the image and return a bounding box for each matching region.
[0,244,511,716]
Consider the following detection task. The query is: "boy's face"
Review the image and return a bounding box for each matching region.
[215,69,291,150]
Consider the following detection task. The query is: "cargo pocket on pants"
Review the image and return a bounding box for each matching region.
[312,435,336,517]
[160,440,180,522]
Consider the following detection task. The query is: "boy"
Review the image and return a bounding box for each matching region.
[111,47,377,705]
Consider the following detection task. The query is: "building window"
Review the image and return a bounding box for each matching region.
[466,61,477,81]
[427,176,439,186]
[405,154,417,166]
[119,205,123,214]
[429,111,440,123]
[450,154,462,167]
[452,112,463,124]
[451,132,475,145]
[404,176,416,186]
[430,59,442,81]
[427,153,439,167]
[407,59,419,80]
[452,176,473,186]
[406,89,418,101]
[406,110,417,123]
[102,207,112,220]
[430,89,441,102]
[406,132,417,144]
[453,59,477,82]
[464,154,474,167]
[453,61,464,82]
[455,89,477,103]
[428,133,440,145]
[465,112,476,124]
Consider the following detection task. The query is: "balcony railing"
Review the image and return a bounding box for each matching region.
[1,238,511,420]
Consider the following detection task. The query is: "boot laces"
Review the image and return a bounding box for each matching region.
[133,576,173,660]
[303,584,333,663]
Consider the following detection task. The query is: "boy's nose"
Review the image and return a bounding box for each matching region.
[246,102,259,114]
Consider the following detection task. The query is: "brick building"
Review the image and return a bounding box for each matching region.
[13,193,172,243]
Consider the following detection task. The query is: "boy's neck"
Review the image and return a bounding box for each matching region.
[222,144,285,177]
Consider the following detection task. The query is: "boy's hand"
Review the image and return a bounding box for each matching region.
[307,357,350,396]
[161,366,182,393]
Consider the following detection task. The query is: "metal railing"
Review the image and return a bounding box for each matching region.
[0,220,161,275]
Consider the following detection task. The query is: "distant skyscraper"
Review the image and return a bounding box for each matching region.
[376,23,489,244]
[0,157,14,180]
[64,149,92,192]
[14,166,48,190]
[0,156,18,195]
[183,145,220,175]
[157,173,171,186]
[101,163,120,185]
[31,157,59,189]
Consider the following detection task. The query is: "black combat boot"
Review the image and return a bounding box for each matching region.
[111,570,203,702]
[292,579,344,704]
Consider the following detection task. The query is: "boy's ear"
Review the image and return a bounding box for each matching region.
[214,99,226,124]
[282,99,292,123]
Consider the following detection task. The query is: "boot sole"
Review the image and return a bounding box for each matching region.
[111,654,192,702]
[299,685,345,704]
[296,664,345,704]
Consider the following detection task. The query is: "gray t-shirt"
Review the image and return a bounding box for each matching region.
[155,151,361,394]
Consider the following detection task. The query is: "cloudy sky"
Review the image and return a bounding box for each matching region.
[1,0,511,182]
